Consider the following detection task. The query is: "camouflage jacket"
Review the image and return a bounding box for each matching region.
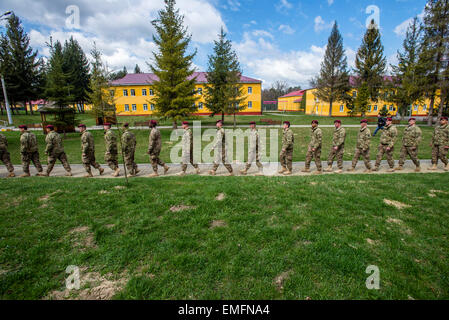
[213,127,226,150]
[149,128,162,154]
[20,131,38,153]
[45,131,64,155]
[282,128,294,151]
[379,124,398,148]
[182,128,193,148]
[81,131,95,154]
[249,128,260,152]
[432,124,449,146]
[356,127,371,150]
[402,124,422,147]
[104,129,118,154]
[122,129,137,152]
[309,127,322,149]
[332,127,346,148]
[0,133,8,151]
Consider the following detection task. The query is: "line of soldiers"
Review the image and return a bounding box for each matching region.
[1,117,449,177]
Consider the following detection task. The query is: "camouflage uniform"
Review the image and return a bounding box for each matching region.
[20,130,43,174]
[305,127,322,171]
[149,127,166,172]
[280,127,294,171]
[246,128,263,171]
[81,130,102,174]
[327,126,346,170]
[375,124,398,169]
[212,127,233,173]
[0,133,14,174]
[45,131,71,175]
[431,123,449,166]
[398,124,422,167]
[352,127,372,170]
[181,127,199,172]
[122,129,138,175]
[104,129,118,171]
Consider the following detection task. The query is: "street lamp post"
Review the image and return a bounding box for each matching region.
[0,11,13,125]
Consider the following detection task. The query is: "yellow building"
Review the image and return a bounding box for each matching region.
[277,90,306,112]
[109,72,262,116]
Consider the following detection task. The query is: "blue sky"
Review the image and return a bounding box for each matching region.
[0,0,427,88]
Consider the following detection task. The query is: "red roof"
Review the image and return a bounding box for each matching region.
[263,101,277,104]
[279,90,306,98]
[31,99,47,105]
[110,72,262,86]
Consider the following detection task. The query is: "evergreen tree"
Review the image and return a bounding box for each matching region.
[205,27,246,125]
[354,19,387,111]
[134,64,142,73]
[354,82,370,117]
[149,0,197,128]
[310,22,350,116]
[109,66,128,80]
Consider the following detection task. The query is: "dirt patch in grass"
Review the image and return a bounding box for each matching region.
[274,271,293,292]
[105,224,115,229]
[210,220,227,229]
[169,205,197,213]
[428,190,448,198]
[114,186,126,190]
[99,190,110,195]
[216,193,226,201]
[366,238,380,245]
[387,218,403,225]
[69,226,97,251]
[384,199,411,210]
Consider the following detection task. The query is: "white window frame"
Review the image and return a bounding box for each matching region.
[149,89,154,96]
[248,87,253,94]
[423,104,427,111]
[339,105,344,112]
[132,104,137,111]
[143,104,148,111]
[374,105,378,111]
[368,105,372,112]
[198,102,203,110]
[142,89,147,96]
[130,89,135,96]
[150,104,155,111]
[123,90,128,96]
[248,101,253,109]
[125,104,130,111]
[389,105,394,111]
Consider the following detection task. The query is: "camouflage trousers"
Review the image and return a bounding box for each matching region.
[246,150,263,170]
[305,147,322,170]
[47,152,71,174]
[150,152,165,172]
[213,148,233,173]
[327,145,345,169]
[0,150,14,173]
[352,148,372,169]
[82,152,101,173]
[375,145,395,169]
[432,145,449,165]
[398,146,420,167]
[280,148,293,171]
[181,151,198,172]
[105,152,118,171]
[124,150,138,174]
[21,151,43,174]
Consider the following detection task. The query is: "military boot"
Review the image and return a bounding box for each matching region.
[99,168,105,176]
[84,172,93,178]
[364,168,372,173]
[148,171,159,177]
[347,167,355,172]
[209,170,216,176]
[415,167,421,172]
[444,164,449,172]
[278,167,287,174]
[195,167,201,175]
[313,170,322,175]
[8,172,15,178]
[372,167,380,172]
[164,165,170,174]
[428,164,437,171]
[387,168,395,173]
[255,168,264,176]
[324,165,333,173]
[135,168,140,175]
[301,168,311,173]
[283,170,292,176]
[240,168,248,176]
[394,166,404,171]
[113,168,120,177]
[334,169,343,174]
[36,172,47,177]
[20,173,31,178]
[65,171,73,177]
[177,171,186,177]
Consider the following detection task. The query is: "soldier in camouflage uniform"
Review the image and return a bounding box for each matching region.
[348,119,372,172]
[395,118,422,172]
[428,116,449,171]
[178,121,200,176]
[241,121,264,176]
[19,125,45,177]
[122,123,139,176]
[103,123,120,177]
[279,121,294,175]
[0,133,15,177]
[303,120,322,174]
[79,124,104,178]
[374,117,398,172]
[45,125,72,176]
[325,120,346,173]
[148,120,169,177]
[209,120,234,176]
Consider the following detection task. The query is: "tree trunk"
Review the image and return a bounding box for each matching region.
[172,120,177,129]
[222,112,225,124]
[437,90,447,122]
[233,113,236,129]
[427,94,435,126]
[24,102,28,115]
[29,101,34,115]
[329,98,333,117]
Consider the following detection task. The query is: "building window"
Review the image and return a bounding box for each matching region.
[125,104,130,111]
[123,90,128,96]
[248,101,253,109]
[198,102,203,109]
[197,88,202,95]
[352,91,357,98]
[130,89,135,96]
[423,104,427,111]
[151,104,155,111]
[389,105,394,111]
[143,104,148,111]
[374,105,378,111]
[414,105,418,111]
[368,105,372,112]
[150,89,154,96]
[340,105,344,112]
[109,90,115,97]
[132,104,137,111]
[142,89,147,96]
[248,87,253,94]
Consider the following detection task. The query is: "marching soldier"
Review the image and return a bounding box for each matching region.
[148,120,169,177]
[19,125,45,177]
[348,119,372,172]
[325,120,346,173]
[103,123,120,177]
[209,120,234,176]
[79,124,104,178]
[45,125,72,177]
[122,123,139,176]
[374,117,398,172]
[428,116,449,171]
[395,118,422,172]
[178,121,200,176]
[0,133,15,177]
[279,121,294,175]
[303,120,322,174]
[241,121,264,176]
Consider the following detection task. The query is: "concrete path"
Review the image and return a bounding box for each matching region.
[1,160,447,179]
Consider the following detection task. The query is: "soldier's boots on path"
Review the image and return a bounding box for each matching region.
[20,173,30,178]
[65,171,72,177]
[415,167,421,172]
[8,172,15,178]
[255,169,264,176]
[84,171,93,178]
[334,169,343,174]
[387,168,395,173]
[283,170,292,176]
[313,170,322,175]
[164,165,170,175]
[195,168,201,175]
[394,166,404,171]
[301,168,311,173]
[208,170,216,176]
[428,164,437,171]
[364,169,372,173]
[278,167,287,174]
[347,167,355,172]
[112,168,120,177]
[445,164,449,171]
[324,166,333,173]
[99,168,105,176]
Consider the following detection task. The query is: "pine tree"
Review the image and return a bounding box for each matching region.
[354,82,370,117]
[354,19,387,114]
[205,27,246,125]
[109,66,128,81]
[134,64,142,73]
[310,22,350,116]
[149,0,197,128]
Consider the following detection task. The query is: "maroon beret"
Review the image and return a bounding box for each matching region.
[182,121,189,125]
[408,118,416,122]
[104,123,112,126]
[360,119,368,123]
[441,117,448,121]
[334,120,341,124]
[312,120,319,125]
[46,125,54,130]
[150,120,157,125]
[216,120,223,124]
[284,121,290,126]
[249,121,256,125]
[19,125,27,129]
[387,117,393,121]
[123,123,129,127]
[78,124,86,128]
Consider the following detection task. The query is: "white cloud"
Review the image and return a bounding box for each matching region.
[226,0,241,11]
[314,16,333,33]
[393,11,425,37]
[328,0,334,5]
[279,24,295,35]
[251,30,274,39]
[276,0,293,12]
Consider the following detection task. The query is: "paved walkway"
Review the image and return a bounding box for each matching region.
[1,160,446,179]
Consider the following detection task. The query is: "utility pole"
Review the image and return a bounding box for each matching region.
[1,11,13,125]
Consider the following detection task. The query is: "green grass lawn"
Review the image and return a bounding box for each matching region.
[0,126,437,165]
[1,174,448,299]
